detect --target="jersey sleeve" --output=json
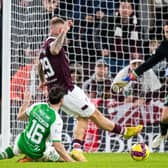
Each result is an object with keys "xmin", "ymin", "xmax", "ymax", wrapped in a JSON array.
[
  {"xmin": 40, "ymin": 38, "xmax": 55, "ymax": 59},
  {"xmin": 134, "ymin": 40, "xmax": 168, "ymax": 76},
  {"xmin": 44, "ymin": 37, "xmax": 56, "ymax": 55},
  {"xmin": 48, "ymin": 114, "xmax": 63, "ymax": 142}
]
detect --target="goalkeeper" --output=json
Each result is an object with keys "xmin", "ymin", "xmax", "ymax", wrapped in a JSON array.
[
  {"xmin": 0, "ymin": 86, "xmax": 75, "ymax": 162},
  {"xmin": 123, "ymin": 22, "xmax": 168, "ymax": 148}
]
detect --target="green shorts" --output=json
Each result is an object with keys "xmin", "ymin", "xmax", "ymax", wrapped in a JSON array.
[{"xmin": 17, "ymin": 133, "xmax": 43, "ymax": 159}]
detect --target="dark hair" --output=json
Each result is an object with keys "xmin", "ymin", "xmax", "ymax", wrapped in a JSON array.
[
  {"xmin": 120, "ymin": 0, "xmax": 135, "ymax": 11},
  {"xmin": 120, "ymin": 0, "xmax": 133, "ymax": 3},
  {"xmin": 48, "ymin": 85, "xmax": 66, "ymax": 105}
]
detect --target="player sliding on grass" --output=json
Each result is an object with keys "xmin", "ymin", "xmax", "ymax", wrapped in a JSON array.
[
  {"xmin": 122, "ymin": 21, "xmax": 168, "ymax": 148},
  {"xmin": 0, "ymin": 86, "xmax": 75, "ymax": 162},
  {"xmin": 38, "ymin": 17, "xmax": 143, "ymax": 162}
]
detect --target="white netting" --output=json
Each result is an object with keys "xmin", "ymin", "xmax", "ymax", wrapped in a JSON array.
[{"xmin": 7, "ymin": 0, "xmax": 168, "ymax": 152}]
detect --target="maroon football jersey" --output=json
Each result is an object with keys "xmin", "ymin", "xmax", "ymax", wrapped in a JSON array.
[{"xmin": 39, "ymin": 37, "xmax": 74, "ymax": 91}]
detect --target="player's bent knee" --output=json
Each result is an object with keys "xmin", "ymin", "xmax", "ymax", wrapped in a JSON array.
[
  {"xmin": 13, "ymin": 145, "xmax": 21, "ymax": 156},
  {"xmin": 13, "ymin": 134, "xmax": 22, "ymax": 156}
]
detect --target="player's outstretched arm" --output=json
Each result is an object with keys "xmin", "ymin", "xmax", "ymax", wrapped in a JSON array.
[
  {"xmin": 17, "ymin": 89, "xmax": 31, "ymax": 120},
  {"xmin": 134, "ymin": 40, "xmax": 168, "ymax": 76},
  {"xmin": 50, "ymin": 20, "xmax": 73, "ymax": 55},
  {"xmin": 53, "ymin": 142, "xmax": 75, "ymax": 162},
  {"xmin": 134, "ymin": 41, "xmax": 167, "ymax": 77},
  {"xmin": 123, "ymin": 40, "xmax": 168, "ymax": 82}
]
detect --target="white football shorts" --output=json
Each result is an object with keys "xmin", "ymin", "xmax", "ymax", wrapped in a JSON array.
[{"xmin": 61, "ymin": 85, "xmax": 95, "ymax": 118}]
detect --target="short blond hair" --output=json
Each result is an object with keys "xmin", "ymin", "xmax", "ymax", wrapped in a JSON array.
[{"xmin": 50, "ymin": 17, "xmax": 64, "ymax": 25}]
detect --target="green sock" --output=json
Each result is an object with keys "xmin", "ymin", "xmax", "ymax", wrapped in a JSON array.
[{"xmin": 0, "ymin": 147, "xmax": 14, "ymax": 159}]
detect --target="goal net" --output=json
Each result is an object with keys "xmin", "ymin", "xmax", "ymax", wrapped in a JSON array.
[{"xmin": 1, "ymin": 0, "xmax": 168, "ymax": 152}]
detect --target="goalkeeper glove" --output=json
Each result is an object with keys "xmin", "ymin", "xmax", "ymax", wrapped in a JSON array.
[{"xmin": 123, "ymin": 71, "xmax": 138, "ymax": 82}]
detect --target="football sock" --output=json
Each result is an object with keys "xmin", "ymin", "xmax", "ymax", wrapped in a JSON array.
[
  {"xmin": 72, "ymin": 139, "xmax": 84, "ymax": 150},
  {"xmin": 111, "ymin": 124, "xmax": 125, "ymax": 135},
  {"xmin": 160, "ymin": 122, "xmax": 168, "ymax": 136},
  {"xmin": 0, "ymin": 147, "xmax": 14, "ymax": 159}
]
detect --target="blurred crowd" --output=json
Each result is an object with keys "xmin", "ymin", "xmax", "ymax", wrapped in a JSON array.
[
  {"xmin": 1, "ymin": 0, "xmax": 168, "ymax": 117},
  {"xmin": 8, "ymin": 0, "xmax": 168, "ymax": 102}
]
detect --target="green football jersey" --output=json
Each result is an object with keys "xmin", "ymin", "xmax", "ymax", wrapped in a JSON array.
[{"xmin": 17, "ymin": 102, "xmax": 63, "ymax": 159}]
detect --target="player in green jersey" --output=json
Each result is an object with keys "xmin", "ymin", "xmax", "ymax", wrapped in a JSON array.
[{"xmin": 0, "ymin": 85, "xmax": 75, "ymax": 162}]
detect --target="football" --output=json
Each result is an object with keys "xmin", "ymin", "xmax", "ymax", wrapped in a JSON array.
[{"xmin": 130, "ymin": 143, "xmax": 150, "ymax": 161}]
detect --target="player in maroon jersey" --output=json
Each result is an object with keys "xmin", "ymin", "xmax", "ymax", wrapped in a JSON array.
[{"xmin": 38, "ymin": 17, "xmax": 143, "ymax": 161}]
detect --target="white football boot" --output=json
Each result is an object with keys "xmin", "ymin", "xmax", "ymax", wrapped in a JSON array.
[{"xmin": 152, "ymin": 134, "xmax": 166, "ymax": 148}]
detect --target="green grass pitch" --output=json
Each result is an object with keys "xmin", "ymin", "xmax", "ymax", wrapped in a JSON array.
[{"xmin": 0, "ymin": 153, "xmax": 168, "ymax": 168}]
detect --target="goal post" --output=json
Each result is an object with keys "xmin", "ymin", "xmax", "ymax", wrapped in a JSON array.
[{"xmin": 1, "ymin": 0, "xmax": 11, "ymax": 149}]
